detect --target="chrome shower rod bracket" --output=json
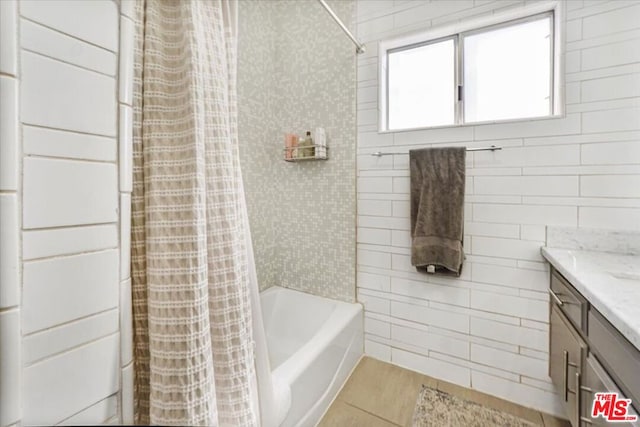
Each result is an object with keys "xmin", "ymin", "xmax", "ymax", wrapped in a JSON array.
[{"xmin": 317, "ymin": 0, "xmax": 366, "ymax": 54}]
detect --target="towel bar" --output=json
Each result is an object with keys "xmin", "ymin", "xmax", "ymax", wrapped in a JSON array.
[{"xmin": 370, "ymin": 145, "xmax": 501, "ymax": 157}]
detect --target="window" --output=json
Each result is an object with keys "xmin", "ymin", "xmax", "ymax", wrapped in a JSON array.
[
  {"xmin": 380, "ymin": 5, "xmax": 560, "ymax": 131},
  {"xmin": 388, "ymin": 38, "xmax": 455, "ymax": 129},
  {"xmin": 463, "ymin": 16, "xmax": 552, "ymax": 123}
]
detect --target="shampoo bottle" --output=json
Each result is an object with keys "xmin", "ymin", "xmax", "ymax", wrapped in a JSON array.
[{"xmin": 302, "ymin": 131, "xmax": 314, "ymax": 158}]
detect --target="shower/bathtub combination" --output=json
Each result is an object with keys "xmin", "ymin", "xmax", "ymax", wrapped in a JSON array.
[
  {"xmin": 0, "ymin": 0, "xmax": 366, "ymax": 424},
  {"xmin": 241, "ymin": 1, "xmax": 368, "ymax": 424},
  {"xmin": 261, "ymin": 287, "xmax": 363, "ymax": 426}
]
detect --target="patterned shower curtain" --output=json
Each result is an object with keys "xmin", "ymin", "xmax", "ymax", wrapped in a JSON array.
[{"xmin": 130, "ymin": 1, "xmax": 259, "ymax": 425}]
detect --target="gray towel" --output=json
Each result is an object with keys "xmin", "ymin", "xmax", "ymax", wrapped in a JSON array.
[{"xmin": 410, "ymin": 147, "xmax": 466, "ymax": 276}]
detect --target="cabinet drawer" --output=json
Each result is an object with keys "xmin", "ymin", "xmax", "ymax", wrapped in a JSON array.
[
  {"xmin": 588, "ymin": 309, "xmax": 640, "ymax": 412},
  {"xmin": 581, "ymin": 354, "xmax": 639, "ymax": 426},
  {"xmin": 551, "ymin": 269, "xmax": 587, "ymax": 334},
  {"xmin": 550, "ymin": 304, "xmax": 587, "ymax": 426}
]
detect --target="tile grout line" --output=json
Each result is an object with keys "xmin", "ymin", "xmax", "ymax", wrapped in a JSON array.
[
  {"xmin": 340, "ymin": 399, "xmax": 405, "ymax": 426},
  {"xmin": 23, "ymin": 122, "xmax": 117, "ymax": 139},
  {"xmin": 21, "ymin": 47, "xmax": 116, "ymax": 78},
  {"xmin": 19, "ymin": 15, "xmax": 117, "ymax": 54},
  {"xmin": 24, "ymin": 153, "xmax": 117, "ymax": 165}
]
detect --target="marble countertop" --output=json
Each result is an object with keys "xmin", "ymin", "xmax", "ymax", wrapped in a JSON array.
[{"xmin": 541, "ymin": 247, "xmax": 640, "ymax": 351}]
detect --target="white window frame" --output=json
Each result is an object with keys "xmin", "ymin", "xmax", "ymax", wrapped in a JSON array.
[{"xmin": 378, "ymin": 1, "xmax": 564, "ymax": 133}]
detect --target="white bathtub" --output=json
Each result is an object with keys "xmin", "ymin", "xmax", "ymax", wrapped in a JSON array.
[{"xmin": 261, "ymin": 286, "xmax": 363, "ymax": 427}]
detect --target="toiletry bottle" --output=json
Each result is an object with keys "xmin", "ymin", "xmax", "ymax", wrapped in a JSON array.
[
  {"xmin": 297, "ymin": 134, "xmax": 307, "ymax": 158},
  {"xmin": 284, "ymin": 133, "xmax": 294, "ymax": 160},
  {"xmin": 298, "ymin": 132, "xmax": 309, "ymax": 158},
  {"xmin": 315, "ymin": 127, "xmax": 326, "ymax": 159},
  {"xmin": 292, "ymin": 134, "xmax": 299, "ymax": 158},
  {"xmin": 304, "ymin": 131, "xmax": 314, "ymax": 158}
]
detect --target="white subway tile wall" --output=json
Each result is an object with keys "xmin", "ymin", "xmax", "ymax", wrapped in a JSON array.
[
  {"xmin": 121, "ymin": 362, "xmax": 134, "ymax": 425},
  {"xmin": 58, "ymin": 395, "xmax": 118, "ymax": 426},
  {"xmin": 22, "ymin": 250, "xmax": 119, "ymax": 334},
  {"xmin": 20, "ymin": 0, "xmax": 118, "ymax": 51},
  {"xmin": 0, "ymin": 76, "xmax": 18, "ymax": 191},
  {"xmin": 22, "ymin": 309, "xmax": 119, "ymax": 365},
  {"xmin": 21, "ymin": 51, "xmax": 117, "ymax": 136},
  {"xmin": 22, "ymin": 334, "xmax": 119, "ymax": 425},
  {"xmin": 23, "ymin": 125, "xmax": 117, "ymax": 162},
  {"xmin": 23, "ymin": 158, "xmax": 118, "ymax": 228},
  {"xmin": 118, "ymin": 104, "xmax": 133, "ymax": 193},
  {"xmin": 118, "ymin": 15, "xmax": 134, "ymax": 105},
  {"xmin": 0, "ymin": 195, "xmax": 19, "ymax": 308},
  {"xmin": 120, "ymin": 193, "xmax": 132, "ymax": 279},
  {"xmin": 20, "ymin": 19, "xmax": 117, "ymax": 76},
  {"xmin": 0, "ymin": 0, "xmax": 18, "ymax": 76},
  {"xmin": 0, "ymin": 1, "xmax": 131, "ymax": 425},
  {"xmin": 119, "ymin": 9, "xmax": 135, "ymax": 421},
  {"xmin": 0, "ymin": 310, "xmax": 21, "ymax": 426},
  {"xmin": 0, "ymin": 1, "xmax": 20, "ymax": 426},
  {"xmin": 356, "ymin": 0, "xmax": 640, "ymax": 417},
  {"xmin": 120, "ymin": 278, "xmax": 133, "ymax": 366},
  {"xmin": 22, "ymin": 223, "xmax": 118, "ymax": 260}
]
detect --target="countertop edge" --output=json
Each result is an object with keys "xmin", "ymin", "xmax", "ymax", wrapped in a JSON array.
[{"xmin": 540, "ymin": 246, "xmax": 640, "ymax": 352}]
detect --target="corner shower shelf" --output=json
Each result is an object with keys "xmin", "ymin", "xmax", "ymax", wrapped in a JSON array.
[{"xmin": 283, "ymin": 145, "xmax": 329, "ymax": 162}]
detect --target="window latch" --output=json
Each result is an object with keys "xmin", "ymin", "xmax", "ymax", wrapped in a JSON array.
[{"xmin": 458, "ymin": 85, "xmax": 463, "ymax": 101}]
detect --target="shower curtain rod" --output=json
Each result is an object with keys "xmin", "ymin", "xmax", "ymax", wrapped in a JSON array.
[
  {"xmin": 317, "ymin": 0, "xmax": 366, "ymax": 54},
  {"xmin": 370, "ymin": 145, "xmax": 502, "ymax": 156}
]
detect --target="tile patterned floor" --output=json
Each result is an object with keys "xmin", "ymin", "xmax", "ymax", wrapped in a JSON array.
[{"xmin": 319, "ymin": 357, "xmax": 571, "ymax": 427}]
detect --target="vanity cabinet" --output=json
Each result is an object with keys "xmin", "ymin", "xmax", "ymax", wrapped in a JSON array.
[
  {"xmin": 588, "ymin": 310, "xmax": 640, "ymax": 408},
  {"xmin": 550, "ymin": 270, "xmax": 587, "ymax": 333},
  {"xmin": 581, "ymin": 354, "xmax": 636, "ymax": 427},
  {"xmin": 550, "ymin": 303, "xmax": 586, "ymax": 425},
  {"xmin": 548, "ymin": 268, "xmax": 640, "ymax": 427}
]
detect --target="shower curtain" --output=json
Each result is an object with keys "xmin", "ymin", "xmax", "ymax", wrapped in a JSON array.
[{"xmin": 130, "ymin": 1, "xmax": 269, "ymax": 425}]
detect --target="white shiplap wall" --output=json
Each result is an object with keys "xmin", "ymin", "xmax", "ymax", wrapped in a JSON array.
[
  {"xmin": 356, "ymin": 0, "xmax": 640, "ymax": 416},
  {"xmin": 0, "ymin": 1, "xmax": 134, "ymax": 425}
]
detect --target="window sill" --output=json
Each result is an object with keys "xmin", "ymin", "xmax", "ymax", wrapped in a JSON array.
[{"xmin": 378, "ymin": 112, "xmax": 566, "ymax": 134}]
